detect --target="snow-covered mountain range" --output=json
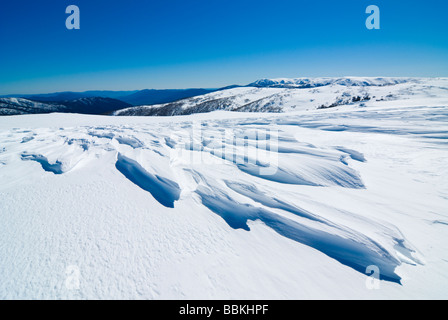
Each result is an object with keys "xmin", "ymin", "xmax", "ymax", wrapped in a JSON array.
[
  {"xmin": 247, "ymin": 77, "xmax": 412, "ymax": 88},
  {"xmin": 3, "ymin": 77, "xmax": 447, "ymax": 117},
  {"xmin": 0, "ymin": 88, "xmax": 218, "ymax": 108},
  {"xmin": 0, "ymin": 97, "xmax": 132, "ymax": 115},
  {"xmin": 0, "ymin": 98, "xmax": 68, "ymax": 115},
  {"xmin": 114, "ymin": 77, "xmax": 448, "ymax": 116}
]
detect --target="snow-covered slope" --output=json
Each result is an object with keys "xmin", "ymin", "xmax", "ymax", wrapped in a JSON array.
[
  {"xmin": 0, "ymin": 97, "xmax": 447, "ymax": 298},
  {"xmin": 114, "ymin": 77, "xmax": 448, "ymax": 116},
  {"xmin": 1, "ymin": 88, "xmax": 217, "ymax": 107},
  {"xmin": 248, "ymin": 77, "xmax": 412, "ymax": 88},
  {"xmin": 0, "ymin": 97, "xmax": 132, "ymax": 115},
  {"xmin": 57, "ymin": 97, "xmax": 132, "ymax": 115},
  {"xmin": 0, "ymin": 98, "xmax": 68, "ymax": 115}
]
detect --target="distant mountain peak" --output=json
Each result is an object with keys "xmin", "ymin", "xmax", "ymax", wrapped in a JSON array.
[
  {"xmin": 248, "ymin": 77, "xmax": 415, "ymax": 88},
  {"xmin": 114, "ymin": 77, "xmax": 445, "ymax": 117}
]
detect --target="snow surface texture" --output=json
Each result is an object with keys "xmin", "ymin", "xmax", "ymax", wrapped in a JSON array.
[{"xmin": 0, "ymin": 79, "xmax": 447, "ymax": 299}]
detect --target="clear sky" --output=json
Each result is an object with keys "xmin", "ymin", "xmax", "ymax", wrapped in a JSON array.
[{"xmin": 0, "ymin": 0, "xmax": 447, "ymax": 94}]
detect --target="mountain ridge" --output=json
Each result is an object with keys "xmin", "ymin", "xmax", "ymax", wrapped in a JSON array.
[
  {"xmin": 0, "ymin": 97, "xmax": 132, "ymax": 116},
  {"xmin": 0, "ymin": 88, "xmax": 222, "ymax": 107},
  {"xmin": 2, "ymin": 77, "xmax": 447, "ymax": 117},
  {"xmin": 115, "ymin": 77, "xmax": 447, "ymax": 116}
]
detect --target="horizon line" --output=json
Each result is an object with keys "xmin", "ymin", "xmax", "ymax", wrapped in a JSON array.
[{"xmin": 2, "ymin": 76, "xmax": 448, "ymax": 97}]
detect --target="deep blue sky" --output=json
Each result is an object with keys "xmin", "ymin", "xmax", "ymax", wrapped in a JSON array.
[{"xmin": 0, "ymin": 0, "xmax": 447, "ymax": 94}]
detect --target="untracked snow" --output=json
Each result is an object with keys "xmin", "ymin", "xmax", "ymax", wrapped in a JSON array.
[{"xmin": 0, "ymin": 80, "xmax": 447, "ymax": 299}]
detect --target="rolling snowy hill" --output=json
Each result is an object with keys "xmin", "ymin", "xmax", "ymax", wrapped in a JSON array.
[
  {"xmin": 0, "ymin": 98, "xmax": 69, "ymax": 115},
  {"xmin": 247, "ymin": 77, "xmax": 412, "ymax": 88},
  {"xmin": 114, "ymin": 77, "xmax": 448, "ymax": 116},
  {"xmin": 1, "ymin": 88, "xmax": 219, "ymax": 107},
  {"xmin": 0, "ymin": 97, "xmax": 132, "ymax": 115}
]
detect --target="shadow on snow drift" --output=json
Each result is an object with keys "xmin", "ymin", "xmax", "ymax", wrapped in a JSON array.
[
  {"xmin": 197, "ymin": 184, "xmax": 403, "ymax": 284},
  {"xmin": 115, "ymin": 153, "xmax": 181, "ymax": 208}
]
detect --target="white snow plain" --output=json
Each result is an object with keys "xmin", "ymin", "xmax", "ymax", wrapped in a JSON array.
[{"xmin": 0, "ymin": 79, "xmax": 448, "ymax": 299}]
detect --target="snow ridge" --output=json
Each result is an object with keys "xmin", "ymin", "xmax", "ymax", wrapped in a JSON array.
[{"xmin": 248, "ymin": 77, "xmax": 414, "ymax": 88}]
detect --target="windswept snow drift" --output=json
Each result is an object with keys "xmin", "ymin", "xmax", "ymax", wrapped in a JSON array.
[
  {"xmin": 115, "ymin": 153, "xmax": 181, "ymax": 208},
  {"xmin": 0, "ymin": 84, "xmax": 447, "ymax": 299}
]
